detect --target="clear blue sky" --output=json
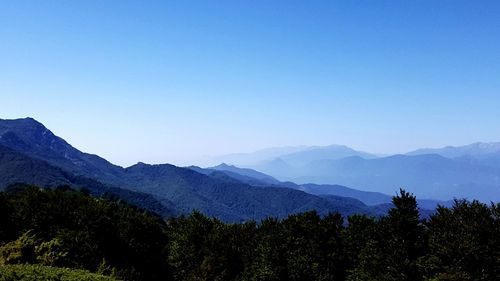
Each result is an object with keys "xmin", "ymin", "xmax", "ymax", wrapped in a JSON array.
[{"xmin": 1, "ymin": 1, "xmax": 500, "ymax": 166}]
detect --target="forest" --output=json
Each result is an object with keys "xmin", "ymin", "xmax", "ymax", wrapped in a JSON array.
[{"xmin": 0, "ymin": 185, "xmax": 499, "ymax": 281}]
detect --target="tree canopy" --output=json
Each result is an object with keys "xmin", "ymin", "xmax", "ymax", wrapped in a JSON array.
[{"xmin": 0, "ymin": 185, "xmax": 498, "ymax": 280}]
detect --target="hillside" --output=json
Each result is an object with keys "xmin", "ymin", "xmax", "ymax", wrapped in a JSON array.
[
  {"xmin": 124, "ymin": 162, "xmax": 378, "ymax": 221},
  {"xmin": 0, "ymin": 143, "xmax": 176, "ymax": 217}
]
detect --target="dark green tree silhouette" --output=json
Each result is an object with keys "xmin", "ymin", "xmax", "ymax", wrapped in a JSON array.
[{"xmin": 423, "ymin": 200, "xmax": 500, "ymax": 280}]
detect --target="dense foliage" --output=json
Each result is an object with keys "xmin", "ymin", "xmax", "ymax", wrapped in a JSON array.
[
  {"xmin": 0, "ymin": 264, "xmax": 118, "ymax": 281},
  {"xmin": 0, "ymin": 185, "xmax": 499, "ymax": 280}
]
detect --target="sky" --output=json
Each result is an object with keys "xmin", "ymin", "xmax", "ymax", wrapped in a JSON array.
[{"xmin": 1, "ymin": 0, "xmax": 500, "ymax": 167}]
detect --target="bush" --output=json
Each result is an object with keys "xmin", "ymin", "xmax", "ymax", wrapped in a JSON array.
[{"xmin": 0, "ymin": 264, "xmax": 119, "ymax": 281}]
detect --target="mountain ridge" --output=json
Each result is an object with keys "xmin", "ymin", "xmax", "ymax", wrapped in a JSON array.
[{"xmin": 0, "ymin": 117, "xmax": 393, "ymax": 222}]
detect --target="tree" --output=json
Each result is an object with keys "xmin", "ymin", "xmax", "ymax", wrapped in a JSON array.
[
  {"xmin": 0, "ymin": 231, "xmax": 37, "ymax": 265},
  {"xmin": 384, "ymin": 189, "xmax": 426, "ymax": 280},
  {"xmin": 345, "ymin": 189, "xmax": 426, "ymax": 281},
  {"xmin": 35, "ymin": 237, "xmax": 68, "ymax": 266},
  {"xmin": 423, "ymin": 200, "xmax": 500, "ymax": 280},
  {"xmin": 0, "ymin": 192, "xmax": 14, "ymax": 243}
]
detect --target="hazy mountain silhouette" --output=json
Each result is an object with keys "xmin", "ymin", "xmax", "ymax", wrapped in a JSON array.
[
  {"xmin": 252, "ymin": 154, "xmax": 500, "ymax": 202},
  {"xmin": 210, "ymin": 141, "xmax": 500, "ymax": 202},
  {"xmin": 278, "ymin": 145, "xmax": 376, "ymax": 166},
  {"xmin": 190, "ymin": 164, "xmax": 450, "ymax": 210},
  {"xmin": 407, "ymin": 142, "xmax": 500, "ymax": 158},
  {"xmin": 206, "ymin": 146, "xmax": 308, "ymax": 166},
  {"xmin": 407, "ymin": 142, "xmax": 500, "ymax": 170},
  {"xmin": 208, "ymin": 144, "xmax": 375, "ymax": 167}
]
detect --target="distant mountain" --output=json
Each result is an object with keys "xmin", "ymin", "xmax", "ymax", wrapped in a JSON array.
[
  {"xmin": 317, "ymin": 195, "xmax": 387, "ymax": 217},
  {"xmin": 0, "ymin": 118, "xmax": 390, "ymax": 222},
  {"xmin": 454, "ymin": 152, "xmax": 500, "ymax": 170},
  {"xmin": 206, "ymin": 146, "xmax": 308, "ymax": 166},
  {"xmin": 301, "ymin": 183, "xmax": 393, "ymax": 206},
  {"xmin": 407, "ymin": 142, "xmax": 500, "ymax": 158},
  {"xmin": 191, "ymin": 164, "xmax": 406, "ymax": 217},
  {"xmin": 407, "ymin": 142, "xmax": 500, "ymax": 170},
  {"xmin": 208, "ymin": 144, "xmax": 375, "ymax": 167},
  {"xmin": 209, "ymin": 163, "xmax": 282, "ymax": 185},
  {"xmin": 278, "ymin": 145, "xmax": 376, "ymax": 166},
  {"xmin": 188, "ymin": 164, "xmax": 298, "ymax": 189},
  {"xmin": 194, "ymin": 163, "xmax": 450, "ymax": 209},
  {"xmin": 251, "ymin": 157, "xmax": 294, "ymax": 180},
  {"xmin": 257, "ymin": 154, "xmax": 500, "ymax": 202},
  {"xmin": 302, "ymin": 183, "xmax": 452, "ymax": 209},
  {"xmin": 214, "ymin": 143, "xmax": 500, "ymax": 203},
  {"xmin": 237, "ymin": 145, "xmax": 377, "ymax": 181}
]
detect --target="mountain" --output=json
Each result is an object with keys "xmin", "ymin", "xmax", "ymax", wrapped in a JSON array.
[
  {"xmin": 241, "ymin": 145, "xmax": 376, "ymax": 181},
  {"xmin": 210, "ymin": 163, "xmax": 280, "ymax": 183},
  {"xmin": 407, "ymin": 142, "xmax": 500, "ymax": 170},
  {"xmin": 454, "ymin": 152, "xmax": 500, "ymax": 170},
  {"xmin": 302, "ymin": 183, "xmax": 452, "ymax": 209},
  {"xmin": 191, "ymin": 165, "xmax": 393, "ymax": 205},
  {"xmin": 0, "ymin": 118, "xmax": 126, "ymax": 186},
  {"xmin": 208, "ymin": 144, "xmax": 375, "ymax": 167},
  {"xmin": 188, "ymin": 167, "xmax": 282, "ymax": 187},
  {"xmin": 407, "ymin": 142, "xmax": 500, "ymax": 158},
  {"xmin": 257, "ymin": 154, "xmax": 500, "ymax": 202},
  {"xmin": 301, "ymin": 183, "xmax": 394, "ymax": 205},
  {"xmin": 277, "ymin": 145, "xmax": 376, "ymax": 166},
  {"xmin": 198, "ymin": 163, "xmax": 285, "ymax": 186},
  {"xmin": 188, "ymin": 164, "xmax": 299, "ymax": 189},
  {"xmin": 0, "ymin": 118, "xmax": 389, "ymax": 222},
  {"xmin": 0, "ymin": 143, "xmax": 176, "ymax": 216},
  {"xmin": 206, "ymin": 146, "xmax": 308, "ymax": 166},
  {"xmin": 215, "ymin": 142, "xmax": 500, "ymax": 203},
  {"xmin": 193, "ymin": 163, "xmax": 451, "ymax": 209},
  {"xmin": 193, "ymin": 164, "xmax": 439, "ymax": 216},
  {"xmin": 124, "ymin": 162, "xmax": 385, "ymax": 222},
  {"xmin": 250, "ymin": 157, "xmax": 294, "ymax": 180},
  {"xmin": 317, "ymin": 195, "xmax": 387, "ymax": 217}
]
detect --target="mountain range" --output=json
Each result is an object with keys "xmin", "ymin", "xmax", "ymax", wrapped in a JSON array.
[
  {"xmin": 212, "ymin": 143, "xmax": 500, "ymax": 202},
  {"xmin": 193, "ymin": 163, "xmax": 452, "ymax": 210},
  {"xmin": 0, "ymin": 118, "xmax": 403, "ymax": 222},
  {"xmin": 2, "ymin": 117, "xmax": 493, "ymax": 221}
]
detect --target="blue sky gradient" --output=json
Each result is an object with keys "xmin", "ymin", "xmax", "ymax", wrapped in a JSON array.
[{"xmin": 1, "ymin": 1, "xmax": 500, "ymax": 166}]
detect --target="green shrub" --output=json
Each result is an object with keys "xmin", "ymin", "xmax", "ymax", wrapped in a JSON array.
[
  {"xmin": 0, "ymin": 264, "xmax": 119, "ymax": 281},
  {"xmin": 0, "ymin": 232, "xmax": 37, "ymax": 265}
]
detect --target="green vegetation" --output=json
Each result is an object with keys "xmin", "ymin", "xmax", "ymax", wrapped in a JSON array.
[
  {"xmin": 0, "ymin": 185, "xmax": 499, "ymax": 280},
  {"xmin": 0, "ymin": 264, "xmax": 118, "ymax": 281}
]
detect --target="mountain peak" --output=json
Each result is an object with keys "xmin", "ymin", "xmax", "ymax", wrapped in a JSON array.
[
  {"xmin": 0, "ymin": 117, "xmax": 46, "ymax": 128},
  {"xmin": 216, "ymin": 163, "xmax": 234, "ymax": 168},
  {"xmin": 21, "ymin": 117, "xmax": 40, "ymax": 123},
  {"xmin": 0, "ymin": 117, "xmax": 65, "ymax": 147},
  {"xmin": 470, "ymin": 142, "xmax": 500, "ymax": 149},
  {"xmin": 135, "ymin": 161, "xmax": 149, "ymax": 166},
  {"xmin": 407, "ymin": 142, "xmax": 500, "ymax": 158}
]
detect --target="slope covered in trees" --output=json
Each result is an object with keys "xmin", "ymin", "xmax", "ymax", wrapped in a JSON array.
[
  {"xmin": 0, "ymin": 186, "xmax": 498, "ymax": 280},
  {"xmin": 0, "ymin": 144, "xmax": 177, "ymax": 217}
]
